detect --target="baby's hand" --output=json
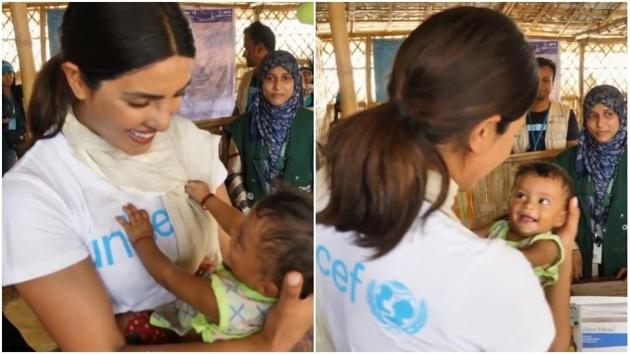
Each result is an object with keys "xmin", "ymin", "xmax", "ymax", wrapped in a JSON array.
[
  {"xmin": 185, "ymin": 180, "xmax": 211, "ymax": 205},
  {"xmin": 116, "ymin": 203, "xmax": 154, "ymax": 246}
]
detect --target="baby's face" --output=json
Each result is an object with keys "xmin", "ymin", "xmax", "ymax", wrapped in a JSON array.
[
  {"xmin": 223, "ymin": 214, "xmax": 277, "ymax": 296},
  {"xmin": 508, "ymin": 174, "xmax": 568, "ymax": 238}
]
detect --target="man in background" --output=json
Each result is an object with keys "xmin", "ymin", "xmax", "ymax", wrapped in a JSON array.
[
  {"xmin": 513, "ymin": 57, "xmax": 578, "ymax": 153},
  {"xmin": 233, "ymin": 21, "xmax": 276, "ymax": 116}
]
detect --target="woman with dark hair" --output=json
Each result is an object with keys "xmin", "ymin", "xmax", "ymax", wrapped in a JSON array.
[
  {"xmin": 553, "ymin": 85, "xmax": 627, "ymax": 281},
  {"xmin": 222, "ymin": 50, "xmax": 313, "ymax": 212},
  {"xmin": 316, "ymin": 7, "xmax": 578, "ymax": 351},
  {"xmin": 2, "ymin": 60, "xmax": 27, "ymax": 174},
  {"xmin": 2, "ymin": 4, "xmax": 311, "ymax": 351}
]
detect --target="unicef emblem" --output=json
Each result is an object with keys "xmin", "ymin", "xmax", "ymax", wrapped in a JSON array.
[{"xmin": 367, "ymin": 280, "xmax": 428, "ymax": 334}]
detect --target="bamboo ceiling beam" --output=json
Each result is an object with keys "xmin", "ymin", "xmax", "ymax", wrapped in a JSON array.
[
  {"xmin": 558, "ymin": 2, "xmax": 589, "ymax": 37},
  {"xmin": 573, "ymin": 17, "xmax": 628, "ymax": 39},
  {"xmin": 598, "ymin": 2, "xmax": 624, "ymax": 28},
  {"xmin": 386, "ymin": 3, "xmax": 393, "ymax": 32},
  {"xmin": 527, "ymin": 3, "xmax": 553, "ymax": 32}
]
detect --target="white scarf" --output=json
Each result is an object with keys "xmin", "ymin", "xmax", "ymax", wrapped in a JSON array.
[{"xmin": 62, "ymin": 112, "xmax": 221, "ymax": 273}]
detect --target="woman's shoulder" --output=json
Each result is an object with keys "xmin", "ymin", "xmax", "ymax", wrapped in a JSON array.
[{"xmin": 552, "ymin": 145, "xmax": 578, "ymax": 171}]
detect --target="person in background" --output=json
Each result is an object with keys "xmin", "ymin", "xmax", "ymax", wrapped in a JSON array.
[
  {"xmin": 222, "ymin": 50, "xmax": 313, "ymax": 213},
  {"xmin": 300, "ymin": 66, "xmax": 314, "ymax": 107},
  {"xmin": 2, "ymin": 60, "xmax": 27, "ymax": 174},
  {"xmin": 233, "ymin": 21, "xmax": 275, "ymax": 116},
  {"xmin": 553, "ymin": 84, "xmax": 627, "ymax": 281},
  {"xmin": 513, "ymin": 57, "xmax": 579, "ymax": 153}
]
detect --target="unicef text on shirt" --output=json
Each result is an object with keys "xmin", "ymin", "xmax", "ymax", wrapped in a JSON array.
[
  {"xmin": 90, "ymin": 208, "xmax": 174, "ymax": 268},
  {"xmin": 317, "ymin": 244, "xmax": 429, "ymax": 336}
]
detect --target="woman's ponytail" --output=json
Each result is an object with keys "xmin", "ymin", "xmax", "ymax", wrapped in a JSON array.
[
  {"xmin": 318, "ymin": 101, "xmax": 449, "ymax": 258},
  {"xmin": 26, "ymin": 55, "xmax": 73, "ymax": 146}
]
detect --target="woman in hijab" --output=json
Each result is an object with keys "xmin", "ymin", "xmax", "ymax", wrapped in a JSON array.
[
  {"xmin": 222, "ymin": 50, "xmax": 313, "ymax": 212},
  {"xmin": 2, "ymin": 60, "xmax": 27, "ymax": 173},
  {"xmin": 554, "ymin": 84, "xmax": 627, "ymax": 280}
]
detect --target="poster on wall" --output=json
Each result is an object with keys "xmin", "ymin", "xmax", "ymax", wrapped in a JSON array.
[
  {"xmin": 373, "ymin": 38, "xmax": 403, "ymax": 103},
  {"xmin": 528, "ymin": 40, "xmax": 561, "ymax": 102},
  {"xmin": 180, "ymin": 8, "xmax": 235, "ymax": 121},
  {"xmin": 47, "ymin": 9, "xmax": 64, "ymax": 57},
  {"xmin": 46, "ymin": 7, "xmax": 235, "ymax": 121}
]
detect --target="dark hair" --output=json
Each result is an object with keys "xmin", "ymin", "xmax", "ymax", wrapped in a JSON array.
[
  {"xmin": 318, "ymin": 6, "xmax": 539, "ymax": 258},
  {"xmin": 536, "ymin": 57, "xmax": 557, "ymax": 81},
  {"xmin": 514, "ymin": 162, "xmax": 574, "ymax": 206},
  {"xmin": 27, "ymin": 3, "xmax": 195, "ymax": 146},
  {"xmin": 253, "ymin": 186, "xmax": 313, "ymax": 298},
  {"xmin": 243, "ymin": 21, "xmax": 276, "ymax": 52}
]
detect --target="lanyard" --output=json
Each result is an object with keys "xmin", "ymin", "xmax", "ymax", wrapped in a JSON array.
[{"xmin": 527, "ymin": 110, "xmax": 549, "ymax": 151}]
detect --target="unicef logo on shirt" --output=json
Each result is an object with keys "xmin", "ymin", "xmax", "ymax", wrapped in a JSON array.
[{"xmin": 367, "ymin": 280, "xmax": 428, "ymax": 335}]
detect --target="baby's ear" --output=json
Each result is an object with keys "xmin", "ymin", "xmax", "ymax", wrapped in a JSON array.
[
  {"xmin": 258, "ymin": 279, "xmax": 279, "ymax": 298},
  {"xmin": 553, "ymin": 209, "xmax": 568, "ymax": 228}
]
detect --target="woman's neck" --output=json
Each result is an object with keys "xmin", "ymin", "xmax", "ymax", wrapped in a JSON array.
[{"xmin": 437, "ymin": 145, "xmax": 471, "ymax": 191}]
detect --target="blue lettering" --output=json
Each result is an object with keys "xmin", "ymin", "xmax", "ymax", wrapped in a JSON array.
[
  {"xmin": 316, "ymin": 245, "xmax": 331, "ymax": 276},
  {"xmin": 350, "ymin": 262, "xmax": 365, "ymax": 303},
  {"xmin": 332, "ymin": 259, "xmax": 348, "ymax": 292},
  {"xmin": 102, "ymin": 230, "xmax": 134, "ymax": 266},
  {"xmin": 92, "ymin": 208, "xmax": 174, "ymax": 268},
  {"xmin": 91, "ymin": 239, "xmax": 103, "ymax": 268},
  {"xmin": 152, "ymin": 209, "xmax": 174, "ymax": 237}
]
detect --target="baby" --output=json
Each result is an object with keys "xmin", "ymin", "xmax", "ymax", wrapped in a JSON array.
[
  {"xmin": 116, "ymin": 182, "xmax": 313, "ymax": 344},
  {"xmin": 487, "ymin": 162, "xmax": 573, "ymax": 287}
]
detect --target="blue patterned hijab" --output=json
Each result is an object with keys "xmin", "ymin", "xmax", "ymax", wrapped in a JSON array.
[
  {"xmin": 251, "ymin": 50, "xmax": 303, "ymax": 182},
  {"xmin": 576, "ymin": 85, "xmax": 627, "ymax": 215}
]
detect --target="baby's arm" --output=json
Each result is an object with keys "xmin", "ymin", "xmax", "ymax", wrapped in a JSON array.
[
  {"xmin": 116, "ymin": 204, "xmax": 220, "ymax": 324},
  {"xmin": 185, "ymin": 180, "xmax": 244, "ymax": 238},
  {"xmin": 519, "ymin": 239, "xmax": 562, "ymax": 268}
]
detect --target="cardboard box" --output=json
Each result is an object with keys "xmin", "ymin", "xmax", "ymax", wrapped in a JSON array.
[{"xmin": 571, "ymin": 297, "xmax": 627, "ymax": 352}]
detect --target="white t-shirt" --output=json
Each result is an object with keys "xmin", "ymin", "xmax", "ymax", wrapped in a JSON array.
[
  {"xmin": 316, "ymin": 176, "xmax": 555, "ymax": 351},
  {"xmin": 3, "ymin": 125, "xmax": 226, "ymax": 314}
]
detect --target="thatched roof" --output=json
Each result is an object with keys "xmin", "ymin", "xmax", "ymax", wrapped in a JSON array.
[{"xmin": 316, "ymin": 2, "xmax": 627, "ymax": 41}]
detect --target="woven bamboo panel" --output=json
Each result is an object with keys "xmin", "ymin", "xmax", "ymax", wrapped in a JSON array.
[{"xmin": 1, "ymin": 7, "xmax": 44, "ymax": 73}]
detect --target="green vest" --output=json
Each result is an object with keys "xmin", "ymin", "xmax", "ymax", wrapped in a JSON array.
[
  {"xmin": 224, "ymin": 107, "xmax": 313, "ymax": 205},
  {"xmin": 553, "ymin": 146, "xmax": 627, "ymax": 278}
]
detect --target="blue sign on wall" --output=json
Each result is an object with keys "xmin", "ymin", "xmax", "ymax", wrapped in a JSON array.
[{"xmin": 373, "ymin": 39, "xmax": 403, "ymax": 103}]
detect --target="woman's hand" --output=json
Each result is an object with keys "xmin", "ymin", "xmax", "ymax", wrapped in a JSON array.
[
  {"xmin": 185, "ymin": 180, "xmax": 211, "ymax": 205},
  {"xmin": 116, "ymin": 204, "xmax": 154, "ymax": 245},
  {"xmin": 572, "ymin": 249, "xmax": 583, "ymax": 280},
  {"xmin": 556, "ymin": 197, "xmax": 580, "ymax": 247},
  {"xmin": 261, "ymin": 271, "xmax": 313, "ymax": 351}
]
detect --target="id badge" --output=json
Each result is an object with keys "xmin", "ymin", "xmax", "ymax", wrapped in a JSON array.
[
  {"xmin": 593, "ymin": 243, "xmax": 603, "ymax": 264},
  {"xmin": 8, "ymin": 117, "xmax": 16, "ymax": 131},
  {"xmin": 592, "ymin": 224, "xmax": 604, "ymax": 264}
]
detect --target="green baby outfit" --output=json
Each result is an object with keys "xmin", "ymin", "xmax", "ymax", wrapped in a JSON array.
[
  {"xmin": 488, "ymin": 220, "xmax": 565, "ymax": 287},
  {"xmin": 150, "ymin": 263, "xmax": 277, "ymax": 342}
]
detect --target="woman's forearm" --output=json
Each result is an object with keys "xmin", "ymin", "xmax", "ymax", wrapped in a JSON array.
[{"xmin": 545, "ymin": 241, "xmax": 573, "ymax": 351}]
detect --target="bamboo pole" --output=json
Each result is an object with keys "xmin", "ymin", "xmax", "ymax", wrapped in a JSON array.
[
  {"xmin": 10, "ymin": 3, "xmax": 36, "ymax": 107},
  {"xmin": 365, "ymin": 35, "xmax": 373, "ymax": 106},
  {"xmin": 328, "ymin": 2, "xmax": 358, "ymax": 117},
  {"xmin": 39, "ymin": 5, "xmax": 47, "ymax": 64}
]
